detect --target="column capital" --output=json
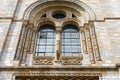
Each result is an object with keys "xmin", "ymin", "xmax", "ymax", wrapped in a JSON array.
[
  {"xmin": 56, "ymin": 27, "xmax": 62, "ymax": 33},
  {"xmin": 80, "ymin": 27, "xmax": 85, "ymax": 32},
  {"xmin": 85, "ymin": 24, "xmax": 90, "ymax": 30},
  {"xmin": 23, "ymin": 20, "xmax": 29, "ymax": 26}
]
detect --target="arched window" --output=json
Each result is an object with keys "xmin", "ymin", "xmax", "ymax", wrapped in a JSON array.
[
  {"xmin": 62, "ymin": 24, "xmax": 82, "ymax": 56},
  {"xmin": 35, "ymin": 25, "xmax": 55, "ymax": 56}
]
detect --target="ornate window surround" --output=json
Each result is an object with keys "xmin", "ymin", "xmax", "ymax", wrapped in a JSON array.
[{"xmin": 14, "ymin": 1, "xmax": 101, "ymax": 66}]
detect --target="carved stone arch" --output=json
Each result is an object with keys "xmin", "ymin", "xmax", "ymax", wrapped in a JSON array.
[
  {"xmin": 23, "ymin": 0, "xmax": 96, "ymax": 21},
  {"xmin": 23, "ymin": 0, "xmax": 96, "ymax": 23},
  {"xmin": 35, "ymin": 19, "xmax": 56, "ymax": 31},
  {"xmin": 61, "ymin": 19, "xmax": 80, "ymax": 28}
]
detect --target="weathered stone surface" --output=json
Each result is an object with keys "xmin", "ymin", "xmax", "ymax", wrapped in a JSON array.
[{"xmin": 0, "ymin": 0, "xmax": 120, "ymax": 80}]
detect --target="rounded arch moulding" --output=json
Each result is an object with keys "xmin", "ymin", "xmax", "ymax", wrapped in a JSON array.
[{"xmin": 23, "ymin": 0, "xmax": 96, "ymax": 27}]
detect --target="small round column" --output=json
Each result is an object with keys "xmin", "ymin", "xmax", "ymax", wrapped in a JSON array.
[{"xmin": 54, "ymin": 27, "xmax": 62, "ymax": 64}]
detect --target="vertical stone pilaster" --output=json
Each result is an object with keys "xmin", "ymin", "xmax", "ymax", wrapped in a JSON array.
[
  {"xmin": 14, "ymin": 23, "xmax": 28, "ymax": 61},
  {"xmin": 89, "ymin": 22, "xmax": 101, "ymax": 61},
  {"xmin": 26, "ymin": 24, "xmax": 36, "ymax": 66},
  {"xmin": 14, "ymin": 26, "xmax": 24, "ymax": 60},
  {"xmin": 85, "ymin": 25, "xmax": 95, "ymax": 64},
  {"xmin": 21, "ymin": 27, "xmax": 30, "ymax": 65}
]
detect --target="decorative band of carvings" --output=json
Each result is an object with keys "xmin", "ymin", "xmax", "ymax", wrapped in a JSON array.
[
  {"xmin": 33, "ymin": 56, "xmax": 54, "ymax": 65},
  {"xmin": 62, "ymin": 56, "xmax": 83, "ymax": 65},
  {"xmin": 14, "ymin": 72, "xmax": 102, "ymax": 77}
]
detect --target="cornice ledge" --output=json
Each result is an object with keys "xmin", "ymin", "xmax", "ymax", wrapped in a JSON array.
[{"xmin": 0, "ymin": 65, "xmax": 117, "ymax": 70}]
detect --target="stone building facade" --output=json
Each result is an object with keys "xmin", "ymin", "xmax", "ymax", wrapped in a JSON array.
[{"xmin": 0, "ymin": 0, "xmax": 120, "ymax": 80}]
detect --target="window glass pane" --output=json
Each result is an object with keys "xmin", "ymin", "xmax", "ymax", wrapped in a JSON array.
[
  {"xmin": 62, "ymin": 24, "xmax": 82, "ymax": 56},
  {"xmin": 62, "ymin": 39, "xmax": 64, "ymax": 44},
  {"xmin": 64, "ymin": 33, "xmax": 70, "ymax": 38},
  {"xmin": 72, "ymin": 39, "xmax": 78, "ymax": 45},
  {"xmin": 39, "ymin": 46, "xmax": 45, "ymax": 52},
  {"xmin": 71, "ymin": 33, "xmax": 78, "ymax": 38},
  {"xmin": 62, "ymin": 46, "xmax": 65, "ymax": 52},
  {"xmin": 45, "ymin": 52, "xmax": 53, "ymax": 56},
  {"xmin": 40, "ymin": 39, "xmax": 46, "ymax": 44},
  {"xmin": 47, "ymin": 33, "xmax": 53, "ymax": 38},
  {"xmin": 46, "ymin": 39, "xmax": 53, "ymax": 44},
  {"xmin": 65, "ymin": 39, "xmax": 71, "ymax": 44},
  {"xmin": 40, "ymin": 32, "xmax": 47, "ymax": 39},
  {"xmin": 46, "ymin": 46, "xmax": 53, "ymax": 52},
  {"xmin": 65, "ymin": 46, "xmax": 71, "ymax": 52},
  {"xmin": 64, "ymin": 53, "xmax": 72, "ymax": 56},
  {"xmin": 35, "ymin": 25, "xmax": 55, "ymax": 56},
  {"xmin": 72, "ymin": 46, "xmax": 79, "ymax": 52}
]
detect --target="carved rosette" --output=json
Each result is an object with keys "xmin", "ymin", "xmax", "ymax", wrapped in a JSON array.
[
  {"xmin": 33, "ymin": 56, "xmax": 54, "ymax": 65},
  {"xmin": 62, "ymin": 56, "xmax": 83, "ymax": 65}
]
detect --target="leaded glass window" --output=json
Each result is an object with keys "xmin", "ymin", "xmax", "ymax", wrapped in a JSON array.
[
  {"xmin": 35, "ymin": 25, "xmax": 55, "ymax": 56},
  {"xmin": 62, "ymin": 24, "xmax": 82, "ymax": 56}
]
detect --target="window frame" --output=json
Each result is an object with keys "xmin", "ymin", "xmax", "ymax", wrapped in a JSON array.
[
  {"xmin": 35, "ymin": 25, "xmax": 56, "ymax": 56},
  {"xmin": 62, "ymin": 24, "xmax": 82, "ymax": 57}
]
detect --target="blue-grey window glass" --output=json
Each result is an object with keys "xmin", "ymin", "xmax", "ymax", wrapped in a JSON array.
[
  {"xmin": 53, "ymin": 13, "xmax": 66, "ymax": 19},
  {"xmin": 62, "ymin": 24, "xmax": 82, "ymax": 56},
  {"xmin": 35, "ymin": 25, "xmax": 55, "ymax": 56}
]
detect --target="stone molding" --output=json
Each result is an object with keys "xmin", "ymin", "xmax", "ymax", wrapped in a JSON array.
[
  {"xmin": 23, "ymin": 0, "xmax": 96, "ymax": 21},
  {"xmin": 13, "ymin": 72, "xmax": 102, "ymax": 78}
]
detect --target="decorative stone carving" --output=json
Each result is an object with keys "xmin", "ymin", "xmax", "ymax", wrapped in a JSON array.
[
  {"xmin": 16, "ymin": 76, "xmax": 99, "ymax": 80},
  {"xmin": 14, "ymin": 72, "xmax": 102, "ymax": 80},
  {"xmin": 33, "ymin": 56, "xmax": 54, "ymax": 65},
  {"xmin": 62, "ymin": 56, "xmax": 83, "ymax": 65}
]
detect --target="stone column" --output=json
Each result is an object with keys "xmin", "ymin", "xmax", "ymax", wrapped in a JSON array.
[
  {"xmin": 85, "ymin": 25, "xmax": 95, "ymax": 64},
  {"xmin": 89, "ymin": 22, "xmax": 101, "ymax": 61},
  {"xmin": 55, "ymin": 27, "xmax": 62, "ymax": 62},
  {"xmin": 32, "ymin": 31, "xmax": 37, "ymax": 56},
  {"xmin": 80, "ymin": 27, "xmax": 87, "ymax": 54},
  {"xmin": 27, "ymin": 24, "xmax": 33, "ymax": 54},
  {"xmin": 30, "ymin": 30, "xmax": 36, "ymax": 54}
]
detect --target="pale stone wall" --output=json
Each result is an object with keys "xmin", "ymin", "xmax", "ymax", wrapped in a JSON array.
[
  {"xmin": 81, "ymin": 0, "xmax": 120, "ymax": 20},
  {"xmin": 0, "ymin": 0, "xmax": 18, "ymax": 17},
  {"xmin": 95, "ymin": 19, "xmax": 120, "ymax": 65},
  {"xmin": 0, "ymin": 19, "xmax": 12, "ymax": 58},
  {"xmin": 12, "ymin": 0, "xmax": 120, "ymax": 20},
  {"xmin": 0, "ymin": 22, "xmax": 22, "ymax": 66},
  {"xmin": 0, "ymin": 0, "xmax": 120, "ymax": 80},
  {"xmin": 0, "ymin": 0, "xmax": 119, "ymax": 20}
]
